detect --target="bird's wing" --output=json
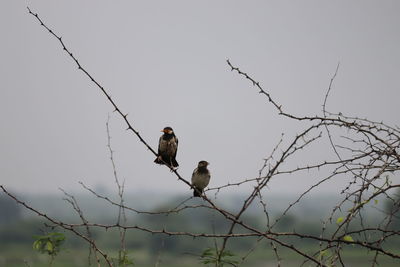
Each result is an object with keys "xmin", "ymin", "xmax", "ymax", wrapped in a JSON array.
[
  {"xmin": 191, "ymin": 168, "xmax": 197, "ymax": 184},
  {"xmin": 157, "ymin": 136, "xmax": 162, "ymax": 155},
  {"xmin": 206, "ymin": 172, "xmax": 211, "ymax": 185},
  {"xmin": 173, "ymin": 136, "xmax": 178, "ymax": 158}
]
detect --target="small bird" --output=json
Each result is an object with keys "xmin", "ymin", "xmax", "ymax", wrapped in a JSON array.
[
  {"xmin": 154, "ymin": 126, "xmax": 179, "ymax": 168},
  {"xmin": 191, "ymin": 160, "xmax": 211, "ymax": 197}
]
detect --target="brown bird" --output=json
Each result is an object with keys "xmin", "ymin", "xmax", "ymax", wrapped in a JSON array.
[
  {"xmin": 154, "ymin": 126, "xmax": 179, "ymax": 168},
  {"xmin": 191, "ymin": 161, "xmax": 210, "ymax": 197}
]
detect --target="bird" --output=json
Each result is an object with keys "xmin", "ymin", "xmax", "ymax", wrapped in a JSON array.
[
  {"xmin": 191, "ymin": 160, "xmax": 211, "ymax": 197},
  {"xmin": 154, "ymin": 126, "xmax": 179, "ymax": 168}
]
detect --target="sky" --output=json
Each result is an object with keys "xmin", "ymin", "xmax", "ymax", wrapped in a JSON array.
[{"xmin": 1, "ymin": 1, "xmax": 399, "ymax": 197}]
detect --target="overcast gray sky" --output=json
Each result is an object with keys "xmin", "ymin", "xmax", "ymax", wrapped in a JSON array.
[{"xmin": 1, "ymin": 1, "xmax": 399, "ymax": 196}]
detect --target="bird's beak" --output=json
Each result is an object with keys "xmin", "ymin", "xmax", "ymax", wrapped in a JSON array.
[{"xmin": 161, "ymin": 129, "xmax": 165, "ymax": 133}]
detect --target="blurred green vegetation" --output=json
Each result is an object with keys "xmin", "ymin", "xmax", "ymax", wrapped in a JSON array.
[{"xmin": 1, "ymin": 192, "xmax": 399, "ymax": 266}]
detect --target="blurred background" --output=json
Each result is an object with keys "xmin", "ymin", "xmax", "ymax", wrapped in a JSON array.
[
  {"xmin": 1, "ymin": 190, "xmax": 400, "ymax": 266},
  {"xmin": 1, "ymin": 0, "xmax": 400, "ymax": 266}
]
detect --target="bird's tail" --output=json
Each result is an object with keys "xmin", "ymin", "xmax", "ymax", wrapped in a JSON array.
[
  {"xmin": 171, "ymin": 158, "xmax": 179, "ymax": 167},
  {"xmin": 193, "ymin": 187, "xmax": 203, "ymax": 197},
  {"xmin": 154, "ymin": 156, "xmax": 179, "ymax": 168}
]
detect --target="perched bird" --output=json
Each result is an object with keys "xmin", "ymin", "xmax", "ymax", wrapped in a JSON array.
[
  {"xmin": 191, "ymin": 160, "xmax": 211, "ymax": 197},
  {"xmin": 154, "ymin": 126, "xmax": 179, "ymax": 168}
]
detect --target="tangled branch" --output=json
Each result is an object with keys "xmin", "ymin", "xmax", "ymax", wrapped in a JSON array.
[{"xmin": 1, "ymin": 6, "xmax": 399, "ymax": 267}]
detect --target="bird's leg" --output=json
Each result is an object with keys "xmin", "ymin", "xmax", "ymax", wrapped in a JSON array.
[{"xmin": 169, "ymin": 159, "xmax": 176, "ymax": 172}]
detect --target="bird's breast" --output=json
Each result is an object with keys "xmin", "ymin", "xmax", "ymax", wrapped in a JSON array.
[
  {"xmin": 159, "ymin": 138, "xmax": 177, "ymax": 154},
  {"xmin": 191, "ymin": 171, "xmax": 211, "ymax": 189}
]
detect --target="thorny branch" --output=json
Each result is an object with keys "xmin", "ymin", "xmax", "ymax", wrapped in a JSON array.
[{"xmin": 0, "ymin": 6, "xmax": 399, "ymax": 267}]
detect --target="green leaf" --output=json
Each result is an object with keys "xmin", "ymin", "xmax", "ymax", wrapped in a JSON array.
[
  {"xmin": 374, "ymin": 199, "xmax": 379, "ymax": 205},
  {"xmin": 343, "ymin": 235, "xmax": 354, "ymax": 242},
  {"xmin": 221, "ymin": 250, "xmax": 235, "ymax": 257},
  {"xmin": 318, "ymin": 249, "xmax": 330, "ymax": 260},
  {"xmin": 32, "ymin": 232, "xmax": 66, "ymax": 257},
  {"xmin": 46, "ymin": 241, "xmax": 53, "ymax": 253},
  {"xmin": 336, "ymin": 217, "xmax": 344, "ymax": 224},
  {"xmin": 33, "ymin": 240, "xmax": 41, "ymax": 250},
  {"xmin": 199, "ymin": 247, "xmax": 238, "ymax": 266},
  {"xmin": 201, "ymin": 248, "xmax": 213, "ymax": 257}
]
